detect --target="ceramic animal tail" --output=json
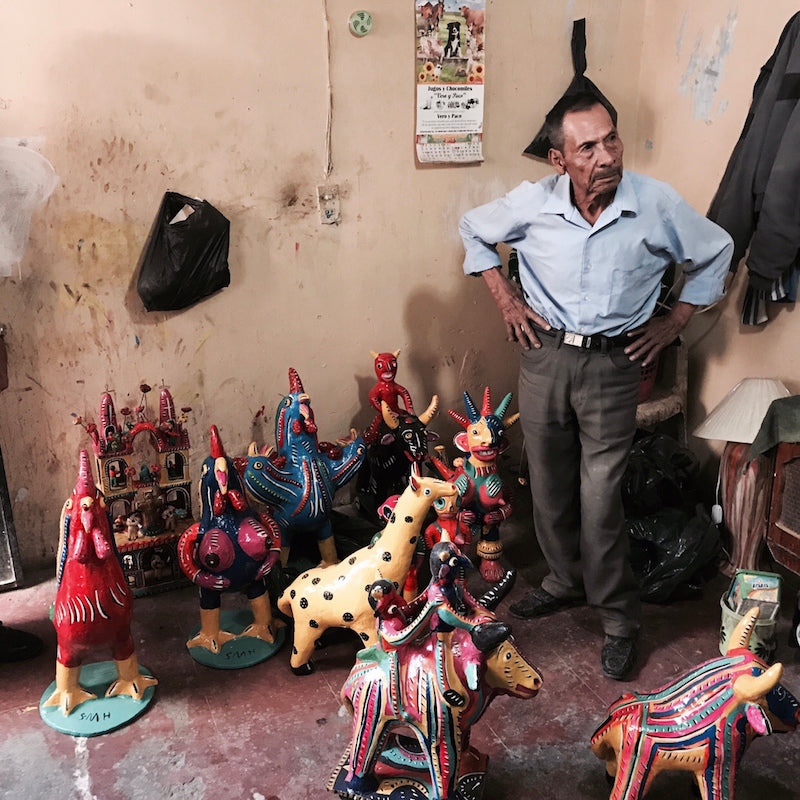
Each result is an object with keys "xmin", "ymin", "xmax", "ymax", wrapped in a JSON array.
[
  {"xmin": 45, "ymin": 450, "xmax": 157, "ymax": 715},
  {"xmin": 277, "ymin": 469, "xmax": 457, "ymax": 674}
]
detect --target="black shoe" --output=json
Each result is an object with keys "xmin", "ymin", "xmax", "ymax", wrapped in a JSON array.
[
  {"xmin": 0, "ymin": 622, "xmax": 44, "ymax": 663},
  {"xmin": 508, "ymin": 587, "xmax": 584, "ymax": 619},
  {"xmin": 601, "ymin": 634, "xmax": 637, "ymax": 681}
]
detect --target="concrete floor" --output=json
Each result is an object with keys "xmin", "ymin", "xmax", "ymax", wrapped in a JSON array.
[{"xmin": 1, "ymin": 500, "xmax": 799, "ymax": 800}]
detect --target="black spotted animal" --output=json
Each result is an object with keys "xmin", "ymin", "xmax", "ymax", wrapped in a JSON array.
[{"xmin": 277, "ymin": 471, "xmax": 456, "ymax": 674}]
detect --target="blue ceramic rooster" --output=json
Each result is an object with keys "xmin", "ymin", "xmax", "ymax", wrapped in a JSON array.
[
  {"xmin": 178, "ymin": 425, "xmax": 281, "ymax": 653},
  {"xmin": 243, "ymin": 368, "xmax": 365, "ymax": 566}
]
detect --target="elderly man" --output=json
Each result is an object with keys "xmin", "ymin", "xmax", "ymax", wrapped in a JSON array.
[{"xmin": 459, "ymin": 92, "xmax": 732, "ymax": 680}]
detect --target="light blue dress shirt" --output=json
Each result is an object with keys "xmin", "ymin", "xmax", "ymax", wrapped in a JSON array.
[{"xmin": 459, "ymin": 171, "xmax": 733, "ymax": 336}]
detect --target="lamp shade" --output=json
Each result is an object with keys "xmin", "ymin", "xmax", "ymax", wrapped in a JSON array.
[{"xmin": 693, "ymin": 377, "xmax": 790, "ymax": 443}]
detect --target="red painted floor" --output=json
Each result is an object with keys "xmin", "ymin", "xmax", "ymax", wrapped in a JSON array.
[{"xmin": 1, "ymin": 502, "xmax": 798, "ymax": 800}]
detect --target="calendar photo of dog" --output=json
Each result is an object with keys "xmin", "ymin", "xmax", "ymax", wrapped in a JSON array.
[
  {"xmin": 443, "ymin": 21, "xmax": 461, "ymax": 58},
  {"xmin": 415, "ymin": 2, "xmax": 484, "ymax": 85}
]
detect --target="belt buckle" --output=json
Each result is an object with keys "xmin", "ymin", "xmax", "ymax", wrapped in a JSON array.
[{"xmin": 563, "ymin": 332, "xmax": 587, "ymax": 348}]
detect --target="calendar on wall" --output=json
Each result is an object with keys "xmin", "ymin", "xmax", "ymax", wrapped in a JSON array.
[{"xmin": 415, "ymin": 1, "xmax": 485, "ymax": 164}]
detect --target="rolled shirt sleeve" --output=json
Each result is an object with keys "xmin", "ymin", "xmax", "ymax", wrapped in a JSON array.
[{"xmin": 458, "ymin": 172, "xmax": 732, "ymax": 335}]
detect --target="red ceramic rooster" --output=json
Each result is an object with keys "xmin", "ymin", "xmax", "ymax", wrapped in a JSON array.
[{"xmin": 44, "ymin": 450, "xmax": 157, "ymax": 715}]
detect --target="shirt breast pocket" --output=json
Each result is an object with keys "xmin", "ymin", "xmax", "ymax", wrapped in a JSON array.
[{"xmin": 607, "ymin": 263, "xmax": 660, "ymax": 321}]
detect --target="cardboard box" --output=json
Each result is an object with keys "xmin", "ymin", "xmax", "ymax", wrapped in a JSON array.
[{"xmin": 726, "ymin": 569, "xmax": 781, "ymax": 614}]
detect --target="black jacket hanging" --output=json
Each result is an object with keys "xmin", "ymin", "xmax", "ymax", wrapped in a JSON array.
[{"xmin": 707, "ymin": 12, "xmax": 800, "ymax": 291}]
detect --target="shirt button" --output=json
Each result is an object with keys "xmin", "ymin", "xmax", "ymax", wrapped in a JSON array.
[
  {"xmin": 584, "ymin": 295, "xmax": 589, "ymax": 301},
  {"xmin": 585, "ymin": 263, "xmax": 592, "ymax": 271}
]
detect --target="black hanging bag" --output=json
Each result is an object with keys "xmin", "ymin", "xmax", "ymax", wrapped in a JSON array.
[{"xmin": 136, "ymin": 191, "xmax": 230, "ymax": 311}]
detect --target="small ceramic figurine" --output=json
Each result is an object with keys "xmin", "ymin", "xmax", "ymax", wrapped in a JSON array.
[
  {"xmin": 356, "ymin": 396, "xmax": 439, "ymax": 522},
  {"xmin": 591, "ymin": 608, "xmax": 800, "ymax": 800},
  {"xmin": 364, "ymin": 349, "xmax": 415, "ymax": 443},
  {"xmin": 330, "ymin": 552, "xmax": 541, "ymax": 799},
  {"xmin": 243, "ymin": 368, "xmax": 365, "ymax": 567},
  {"xmin": 403, "ymin": 488, "xmax": 472, "ymax": 600},
  {"xmin": 431, "ymin": 387, "xmax": 519, "ymax": 582},
  {"xmin": 278, "ymin": 468, "xmax": 457, "ymax": 675},
  {"xmin": 178, "ymin": 425, "xmax": 282, "ymax": 658},
  {"xmin": 125, "ymin": 511, "xmax": 143, "ymax": 542},
  {"xmin": 43, "ymin": 450, "xmax": 157, "ymax": 717}
]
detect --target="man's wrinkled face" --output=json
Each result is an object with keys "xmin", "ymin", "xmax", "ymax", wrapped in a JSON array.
[{"xmin": 550, "ymin": 104, "xmax": 624, "ymax": 201}]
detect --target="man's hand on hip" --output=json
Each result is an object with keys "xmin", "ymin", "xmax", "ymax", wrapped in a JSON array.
[
  {"xmin": 623, "ymin": 301, "xmax": 697, "ymax": 365},
  {"xmin": 481, "ymin": 267, "xmax": 548, "ymax": 350}
]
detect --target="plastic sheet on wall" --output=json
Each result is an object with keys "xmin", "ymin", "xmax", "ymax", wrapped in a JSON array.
[
  {"xmin": 0, "ymin": 144, "xmax": 58, "ymax": 277},
  {"xmin": 415, "ymin": 1, "xmax": 485, "ymax": 164}
]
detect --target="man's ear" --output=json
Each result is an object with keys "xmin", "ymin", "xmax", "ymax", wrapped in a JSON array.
[{"xmin": 548, "ymin": 148, "xmax": 566, "ymax": 174}]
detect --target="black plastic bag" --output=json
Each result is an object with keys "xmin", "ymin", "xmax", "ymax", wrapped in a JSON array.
[
  {"xmin": 622, "ymin": 434, "xmax": 700, "ymax": 518},
  {"xmin": 523, "ymin": 19, "xmax": 617, "ymax": 159},
  {"xmin": 627, "ymin": 505, "xmax": 721, "ymax": 604},
  {"xmin": 136, "ymin": 192, "xmax": 230, "ymax": 311}
]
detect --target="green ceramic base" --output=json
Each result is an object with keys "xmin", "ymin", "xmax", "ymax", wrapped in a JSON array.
[
  {"xmin": 39, "ymin": 661, "xmax": 156, "ymax": 737},
  {"xmin": 186, "ymin": 609, "xmax": 285, "ymax": 669}
]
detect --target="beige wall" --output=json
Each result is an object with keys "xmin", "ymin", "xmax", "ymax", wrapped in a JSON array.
[
  {"xmin": 634, "ymin": 2, "xmax": 800, "ymax": 469},
  {"xmin": 1, "ymin": 0, "xmax": 796, "ymax": 571}
]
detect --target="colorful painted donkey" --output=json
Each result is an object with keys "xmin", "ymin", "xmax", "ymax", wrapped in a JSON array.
[
  {"xmin": 277, "ymin": 469, "xmax": 456, "ymax": 675},
  {"xmin": 431, "ymin": 387, "xmax": 519, "ymax": 582},
  {"xmin": 45, "ymin": 450, "xmax": 157, "ymax": 715},
  {"xmin": 331, "ymin": 558, "xmax": 541, "ymax": 799},
  {"xmin": 591, "ymin": 608, "xmax": 799, "ymax": 800},
  {"xmin": 243, "ymin": 367, "xmax": 365, "ymax": 567}
]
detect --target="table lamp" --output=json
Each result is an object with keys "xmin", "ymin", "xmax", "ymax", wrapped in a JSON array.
[{"xmin": 693, "ymin": 377, "xmax": 790, "ymax": 572}]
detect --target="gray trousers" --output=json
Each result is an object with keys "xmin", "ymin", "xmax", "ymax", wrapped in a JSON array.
[{"xmin": 518, "ymin": 335, "xmax": 642, "ymax": 638}]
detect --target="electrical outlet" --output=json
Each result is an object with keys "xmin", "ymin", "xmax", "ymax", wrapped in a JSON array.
[{"xmin": 317, "ymin": 184, "xmax": 341, "ymax": 225}]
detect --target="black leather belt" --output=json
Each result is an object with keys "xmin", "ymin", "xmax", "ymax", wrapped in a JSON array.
[{"xmin": 536, "ymin": 326, "xmax": 630, "ymax": 352}]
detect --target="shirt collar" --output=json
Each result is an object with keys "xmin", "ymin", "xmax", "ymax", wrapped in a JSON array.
[{"xmin": 541, "ymin": 171, "xmax": 639, "ymax": 223}]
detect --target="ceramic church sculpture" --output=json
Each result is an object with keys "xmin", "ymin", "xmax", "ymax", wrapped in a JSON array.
[
  {"xmin": 42, "ymin": 450, "xmax": 157, "ymax": 727},
  {"xmin": 178, "ymin": 425, "xmax": 283, "ymax": 664},
  {"xmin": 591, "ymin": 608, "xmax": 799, "ymax": 800},
  {"xmin": 431, "ymin": 387, "xmax": 519, "ymax": 582},
  {"xmin": 329, "ymin": 543, "xmax": 541, "ymax": 799},
  {"xmin": 243, "ymin": 367, "xmax": 365, "ymax": 567}
]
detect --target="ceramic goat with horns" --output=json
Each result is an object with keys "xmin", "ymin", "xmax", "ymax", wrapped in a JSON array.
[
  {"xmin": 356, "ymin": 393, "xmax": 440, "ymax": 522},
  {"xmin": 45, "ymin": 450, "xmax": 157, "ymax": 715},
  {"xmin": 329, "ymin": 554, "xmax": 541, "ymax": 799},
  {"xmin": 244, "ymin": 367, "xmax": 366, "ymax": 566},
  {"xmin": 431, "ymin": 387, "xmax": 519, "ymax": 582},
  {"xmin": 591, "ymin": 607, "xmax": 799, "ymax": 800}
]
